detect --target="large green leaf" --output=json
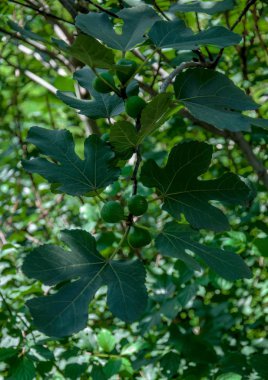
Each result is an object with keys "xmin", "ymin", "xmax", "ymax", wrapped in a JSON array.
[
  {"xmin": 149, "ymin": 20, "xmax": 240, "ymax": 49},
  {"xmin": 140, "ymin": 140, "xmax": 250, "ymax": 231},
  {"xmin": 67, "ymin": 34, "xmax": 114, "ymax": 69},
  {"xmin": 156, "ymin": 222, "xmax": 251, "ymax": 280},
  {"xmin": 75, "ymin": 5, "xmax": 159, "ymax": 51},
  {"xmin": 22, "ymin": 127, "xmax": 120, "ymax": 196},
  {"xmin": 22, "ymin": 229, "xmax": 147, "ymax": 337},
  {"xmin": 174, "ymin": 68, "xmax": 268, "ymax": 132},
  {"xmin": 171, "ymin": 0, "xmax": 234, "ymax": 14},
  {"xmin": 57, "ymin": 67, "xmax": 124, "ymax": 119}
]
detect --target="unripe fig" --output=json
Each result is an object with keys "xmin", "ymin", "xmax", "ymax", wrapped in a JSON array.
[
  {"xmin": 101, "ymin": 201, "xmax": 124, "ymax": 223},
  {"xmin": 128, "ymin": 195, "xmax": 148, "ymax": 216},
  {"xmin": 125, "ymin": 96, "xmax": 146, "ymax": 118},
  {"xmin": 128, "ymin": 226, "xmax": 151, "ymax": 248},
  {"xmin": 93, "ymin": 72, "xmax": 115, "ymax": 93}
]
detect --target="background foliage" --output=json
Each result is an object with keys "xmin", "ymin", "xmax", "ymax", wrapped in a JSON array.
[{"xmin": 0, "ymin": 0, "xmax": 268, "ymax": 379}]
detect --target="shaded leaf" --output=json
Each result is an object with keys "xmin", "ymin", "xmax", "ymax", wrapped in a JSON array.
[
  {"xmin": 141, "ymin": 141, "xmax": 250, "ymax": 231},
  {"xmin": 174, "ymin": 68, "xmax": 268, "ymax": 132},
  {"xmin": 22, "ymin": 229, "xmax": 147, "ymax": 337},
  {"xmin": 149, "ymin": 20, "xmax": 240, "ymax": 49},
  {"xmin": 110, "ymin": 121, "xmax": 138, "ymax": 159},
  {"xmin": 9, "ymin": 356, "xmax": 35, "ymax": 380},
  {"xmin": 75, "ymin": 5, "xmax": 159, "ymax": 51},
  {"xmin": 67, "ymin": 34, "xmax": 114, "ymax": 69},
  {"xmin": 171, "ymin": 0, "xmax": 234, "ymax": 14},
  {"xmin": 156, "ymin": 222, "xmax": 251, "ymax": 280},
  {"xmin": 22, "ymin": 127, "xmax": 120, "ymax": 196}
]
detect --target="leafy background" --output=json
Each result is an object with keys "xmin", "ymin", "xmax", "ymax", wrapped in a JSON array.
[{"xmin": 0, "ymin": 0, "xmax": 268, "ymax": 379}]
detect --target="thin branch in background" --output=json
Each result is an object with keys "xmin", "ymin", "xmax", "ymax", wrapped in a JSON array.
[
  {"xmin": 9, "ymin": 0, "xmax": 74, "ymax": 24},
  {"xmin": 160, "ymin": 61, "xmax": 206, "ymax": 93},
  {"xmin": 212, "ymin": 0, "xmax": 258, "ymax": 67},
  {"xmin": 87, "ymin": 0, "xmax": 119, "ymax": 18},
  {"xmin": 153, "ymin": 0, "xmax": 170, "ymax": 20},
  {"xmin": 195, "ymin": 12, "xmax": 213, "ymax": 61},
  {"xmin": 58, "ymin": 0, "xmax": 77, "ymax": 19}
]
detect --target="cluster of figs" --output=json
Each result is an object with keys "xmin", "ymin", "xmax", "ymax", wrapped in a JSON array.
[
  {"xmin": 101, "ymin": 196, "xmax": 151, "ymax": 249},
  {"xmin": 93, "ymin": 58, "xmax": 146, "ymax": 118}
]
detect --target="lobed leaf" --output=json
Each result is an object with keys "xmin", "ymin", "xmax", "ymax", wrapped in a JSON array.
[
  {"xmin": 156, "ymin": 222, "xmax": 251, "ymax": 280},
  {"xmin": 75, "ymin": 5, "xmax": 159, "ymax": 51},
  {"xmin": 22, "ymin": 127, "xmax": 120, "ymax": 196},
  {"xmin": 23, "ymin": 229, "xmax": 147, "ymax": 337},
  {"xmin": 149, "ymin": 20, "xmax": 241, "ymax": 50},
  {"xmin": 174, "ymin": 68, "xmax": 268, "ymax": 132},
  {"xmin": 141, "ymin": 140, "xmax": 250, "ymax": 231}
]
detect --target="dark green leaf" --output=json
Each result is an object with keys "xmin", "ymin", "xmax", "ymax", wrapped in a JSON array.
[
  {"xmin": 22, "ymin": 229, "xmax": 147, "ymax": 337},
  {"xmin": 171, "ymin": 0, "xmax": 234, "ymax": 14},
  {"xmin": 141, "ymin": 141, "xmax": 250, "ymax": 231},
  {"xmin": 254, "ymin": 237, "xmax": 268, "ymax": 257},
  {"xmin": 250, "ymin": 354, "xmax": 268, "ymax": 378},
  {"xmin": 67, "ymin": 34, "xmax": 114, "ymax": 69},
  {"xmin": 160, "ymin": 352, "xmax": 180, "ymax": 377},
  {"xmin": 57, "ymin": 91, "xmax": 124, "ymax": 119},
  {"xmin": 174, "ymin": 68, "xmax": 268, "ymax": 132},
  {"xmin": 22, "ymin": 127, "xmax": 120, "ymax": 196},
  {"xmin": 9, "ymin": 356, "xmax": 35, "ymax": 380},
  {"xmin": 0, "ymin": 347, "xmax": 18, "ymax": 361},
  {"xmin": 75, "ymin": 5, "xmax": 159, "ymax": 51},
  {"xmin": 57, "ymin": 67, "xmax": 124, "ymax": 119},
  {"xmin": 156, "ymin": 223, "xmax": 251, "ymax": 280},
  {"xmin": 149, "ymin": 20, "xmax": 240, "ymax": 49}
]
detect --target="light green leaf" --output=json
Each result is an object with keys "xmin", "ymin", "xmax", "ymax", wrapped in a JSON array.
[
  {"xmin": 216, "ymin": 373, "xmax": 242, "ymax": 380},
  {"xmin": 110, "ymin": 121, "xmax": 138, "ymax": 158},
  {"xmin": 22, "ymin": 127, "xmax": 120, "ymax": 196},
  {"xmin": 97, "ymin": 329, "xmax": 116, "ymax": 353},
  {"xmin": 141, "ymin": 141, "xmax": 250, "ymax": 231},
  {"xmin": 67, "ymin": 34, "xmax": 114, "ymax": 69},
  {"xmin": 138, "ymin": 94, "xmax": 173, "ymax": 142},
  {"xmin": 149, "ymin": 20, "xmax": 240, "ymax": 49},
  {"xmin": 174, "ymin": 68, "xmax": 267, "ymax": 132},
  {"xmin": 156, "ymin": 222, "xmax": 251, "ymax": 280},
  {"xmin": 75, "ymin": 5, "xmax": 159, "ymax": 51},
  {"xmin": 171, "ymin": 0, "xmax": 234, "ymax": 15},
  {"xmin": 23, "ymin": 229, "xmax": 147, "ymax": 337},
  {"xmin": 9, "ymin": 356, "xmax": 35, "ymax": 380}
]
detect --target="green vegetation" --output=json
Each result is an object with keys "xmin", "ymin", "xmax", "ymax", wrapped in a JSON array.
[{"xmin": 0, "ymin": 0, "xmax": 268, "ymax": 379}]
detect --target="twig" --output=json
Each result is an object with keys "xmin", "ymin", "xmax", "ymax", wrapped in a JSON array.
[
  {"xmin": 160, "ymin": 61, "xmax": 205, "ymax": 93},
  {"xmin": 153, "ymin": 1, "xmax": 170, "ymax": 20},
  {"xmin": 87, "ymin": 0, "xmax": 119, "ymax": 18},
  {"xmin": 9, "ymin": 0, "xmax": 74, "ymax": 24},
  {"xmin": 212, "ymin": 0, "xmax": 258, "ymax": 68}
]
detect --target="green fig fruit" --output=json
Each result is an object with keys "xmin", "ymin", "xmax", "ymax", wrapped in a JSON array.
[
  {"xmin": 93, "ymin": 72, "xmax": 115, "ymax": 93},
  {"xmin": 128, "ymin": 195, "xmax": 148, "ymax": 216},
  {"xmin": 128, "ymin": 226, "xmax": 151, "ymax": 248},
  {"xmin": 125, "ymin": 96, "xmax": 146, "ymax": 118},
  {"xmin": 101, "ymin": 201, "xmax": 124, "ymax": 223}
]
